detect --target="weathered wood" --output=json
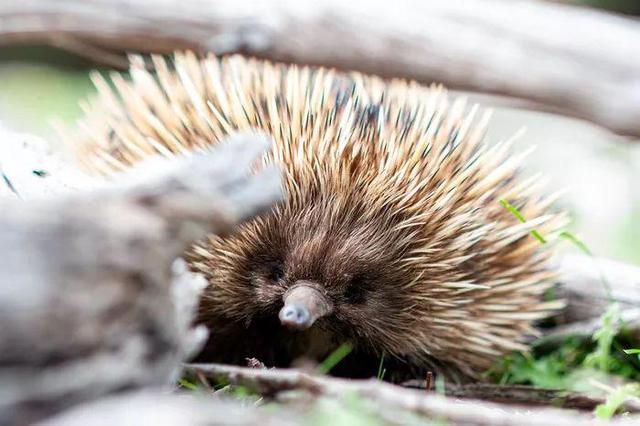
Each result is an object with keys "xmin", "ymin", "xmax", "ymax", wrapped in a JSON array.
[
  {"xmin": 0, "ymin": 0, "xmax": 639, "ymax": 138},
  {"xmin": 400, "ymin": 381, "xmax": 640, "ymax": 413},
  {"xmin": 0, "ymin": 123, "xmax": 99, "ymax": 199},
  {"xmin": 40, "ymin": 390, "xmax": 299, "ymax": 426},
  {"xmin": 0, "ymin": 131, "xmax": 282, "ymax": 424},
  {"xmin": 536, "ymin": 254, "xmax": 640, "ymax": 344},
  {"xmin": 544, "ymin": 308, "xmax": 640, "ymax": 343},
  {"xmin": 557, "ymin": 254, "xmax": 640, "ymax": 324},
  {"xmin": 186, "ymin": 363, "xmax": 640, "ymax": 426}
]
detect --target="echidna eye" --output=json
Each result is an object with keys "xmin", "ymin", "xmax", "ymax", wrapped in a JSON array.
[
  {"xmin": 267, "ymin": 263, "xmax": 284, "ymax": 283},
  {"xmin": 344, "ymin": 275, "xmax": 368, "ymax": 304}
]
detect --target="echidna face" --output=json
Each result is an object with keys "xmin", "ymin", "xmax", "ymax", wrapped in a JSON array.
[{"xmin": 198, "ymin": 195, "xmax": 418, "ymax": 357}]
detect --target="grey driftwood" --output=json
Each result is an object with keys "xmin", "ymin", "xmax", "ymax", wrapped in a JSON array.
[
  {"xmin": 0, "ymin": 131, "xmax": 282, "ymax": 424},
  {"xmin": 0, "ymin": 0, "xmax": 638, "ymax": 138}
]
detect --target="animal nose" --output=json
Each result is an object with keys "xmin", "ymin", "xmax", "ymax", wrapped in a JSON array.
[
  {"xmin": 279, "ymin": 281, "xmax": 333, "ymax": 330},
  {"xmin": 279, "ymin": 304, "xmax": 311, "ymax": 329}
]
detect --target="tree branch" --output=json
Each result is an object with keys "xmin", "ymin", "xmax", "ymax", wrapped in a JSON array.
[
  {"xmin": 557, "ymin": 254, "xmax": 640, "ymax": 324},
  {"xmin": 0, "ymin": 130, "xmax": 282, "ymax": 423},
  {"xmin": 186, "ymin": 363, "xmax": 640, "ymax": 425},
  {"xmin": 401, "ymin": 381, "xmax": 640, "ymax": 413},
  {"xmin": 1, "ymin": 0, "xmax": 639, "ymax": 138}
]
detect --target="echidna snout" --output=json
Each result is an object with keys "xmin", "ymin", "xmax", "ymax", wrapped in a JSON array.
[{"xmin": 279, "ymin": 282, "xmax": 333, "ymax": 330}]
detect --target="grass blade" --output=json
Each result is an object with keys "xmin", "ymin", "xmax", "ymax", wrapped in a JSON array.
[
  {"xmin": 376, "ymin": 351, "xmax": 386, "ymax": 380},
  {"xmin": 317, "ymin": 342, "xmax": 353, "ymax": 374},
  {"xmin": 499, "ymin": 199, "xmax": 546, "ymax": 243}
]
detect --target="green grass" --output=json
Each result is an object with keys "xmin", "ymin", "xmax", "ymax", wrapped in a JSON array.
[
  {"xmin": 500, "ymin": 199, "xmax": 593, "ymax": 256},
  {"xmin": 498, "ymin": 199, "xmax": 640, "ymax": 417},
  {"xmin": 177, "ymin": 377, "xmax": 199, "ymax": 391},
  {"xmin": 317, "ymin": 342, "xmax": 354, "ymax": 375},
  {"xmin": 625, "ymin": 349, "xmax": 640, "ymax": 359},
  {"xmin": 376, "ymin": 351, "xmax": 387, "ymax": 380},
  {"xmin": 595, "ymin": 383, "xmax": 640, "ymax": 419},
  {"xmin": 501, "ymin": 199, "xmax": 614, "ymax": 300},
  {"xmin": 499, "ymin": 199, "xmax": 547, "ymax": 243},
  {"xmin": 558, "ymin": 230, "xmax": 592, "ymax": 256},
  {"xmin": 489, "ymin": 314, "xmax": 640, "ymax": 386},
  {"xmin": 584, "ymin": 304, "xmax": 621, "ymax": 373}
]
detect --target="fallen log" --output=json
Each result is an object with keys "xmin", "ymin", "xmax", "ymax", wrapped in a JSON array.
[
  {"xmin": 557, "ymin": 254, "xmax": 640, "ymax": 325},
  {"xmin": 0, "ymin": 0, "xmax": 639, "ymax": 138},
  {"xmin": 0, "ymin": 131, "xmax": 282, "ymax": 424}
]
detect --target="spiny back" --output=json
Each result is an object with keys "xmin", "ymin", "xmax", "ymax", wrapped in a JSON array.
[{"xmin": 62, "ymin": 52, "xmax": 566, "ymax": 377}]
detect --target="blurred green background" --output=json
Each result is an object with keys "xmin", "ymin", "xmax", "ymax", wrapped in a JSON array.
[{"xmin": 0, "ymin": 47, "xmax": 98, "ymax": 139}]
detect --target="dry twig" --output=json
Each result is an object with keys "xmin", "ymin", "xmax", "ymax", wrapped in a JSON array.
[{"xmin": 186, "ymin": 363, "xmax": 640, "ymax": 425}]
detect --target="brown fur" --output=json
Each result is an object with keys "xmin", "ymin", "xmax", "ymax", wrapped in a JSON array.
[{"xmin": 62, "ymin": 52, "xmax": 567, "ymax": 379}]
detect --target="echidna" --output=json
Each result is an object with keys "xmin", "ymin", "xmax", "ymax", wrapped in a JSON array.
[{"xmin": 63, "ymin": 51, "xmax": 566, "ymax": 380}]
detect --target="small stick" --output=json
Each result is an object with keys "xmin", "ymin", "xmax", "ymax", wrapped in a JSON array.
[
  {"xmin": 185, "ymin": 363, "xmax": 640, "ymax": 425},
  {"xmin": 424, "ymin": 371, "xmax": 434, "ymax": 392}
]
